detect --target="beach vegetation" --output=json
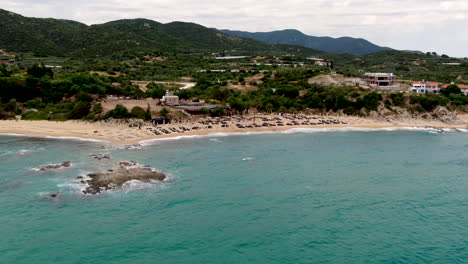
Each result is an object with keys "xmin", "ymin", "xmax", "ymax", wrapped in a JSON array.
[
  {"xmin": 200, "ymin": 107, "xmax": 209, "ymax": 117},
  {"xmin": 159, "ymin": 107, "xmax": 170, "ymax": 117},
  {"xmin": 68, "ymin": 102, "xmax": 91, "ymax": 119},
  {"xmin": 104, "ymin": 104, "xmax": 129, "ymax": 119},
  {"xmin": 130, "ymin": 106, "xmax": 151, "ymax": 120},
  {"xmin": 210, "ymin": 106, "xmax": 225, "ymax": 117},
  {"xmin": 93, "ymin": 103, "xmax": 103, "ymax": 114}
]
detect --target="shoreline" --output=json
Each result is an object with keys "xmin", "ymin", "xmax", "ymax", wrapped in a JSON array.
[{"xmin": 1, "ymin": 115, "xmax": 467, "ymax": 145}]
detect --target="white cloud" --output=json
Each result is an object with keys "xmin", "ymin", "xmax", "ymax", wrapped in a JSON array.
[{"xmin": 2, "ymin": 0, "xmax": 467, "ymax": 56}]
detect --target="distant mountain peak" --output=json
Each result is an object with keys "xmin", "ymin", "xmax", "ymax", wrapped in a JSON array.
[{"xmin": 219, "ymin": 29, "xmax": 391, "ymax": 55}]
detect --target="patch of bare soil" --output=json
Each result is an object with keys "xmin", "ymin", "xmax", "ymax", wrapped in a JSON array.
[
  {"xmin": 90, "ymin": 71, "xmax": 122, "ymax": 77},
  {"xmin": 101, "ymin": 98, "xmax": 163, "ymax": 116},
  {"xmin": 0, "ymin": 49, "xmax": 15, "ymax": 57}
]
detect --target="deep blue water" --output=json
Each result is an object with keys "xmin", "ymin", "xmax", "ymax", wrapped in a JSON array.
[{"xmin": 0, "ymin": 130, "xmax": 467, "ymax": 263}]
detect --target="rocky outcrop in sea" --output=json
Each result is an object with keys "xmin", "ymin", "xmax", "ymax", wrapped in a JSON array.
[
  {"xmin": 32, "ymin": 161, "xmax": 71, "ymax": 172},
  {"xmin": 79, "ymin": 161, "xmax": 166, "ymax": 195}
]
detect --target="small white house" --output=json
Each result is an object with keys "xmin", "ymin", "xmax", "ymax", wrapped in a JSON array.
[
  {"xmin": 161, "ymin": 90, "xmax": 179, "ymax": 105},
  {"xmin": 412, "ymin": 81, "xmax": 441, "ymax": 94}
]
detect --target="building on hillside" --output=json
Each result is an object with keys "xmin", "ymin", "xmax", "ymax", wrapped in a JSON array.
[
  {"xmin": 315, "ymin": 61, "xmax": 329, "ymax": 67},
  {"xmin": 442, "ymin": 83, "xmax": 468, "ymax": 95},
  {"xmin": 365, "ymin": 73, "xmax": 395, "ymax": 88},
  {"xmin": 307, "ymin": 57, "xmax": 329, "ymax": 67},
  {"xmin": 160, "ymin": 90, "xmax": 179, "ymax": 105},
  {"xmin": 411, "ymin": 81, "xmax": 441, "ymax": 93},
  {"xmin": 306, "ymin": 56, "xmax": 323, "ymax": 61}
]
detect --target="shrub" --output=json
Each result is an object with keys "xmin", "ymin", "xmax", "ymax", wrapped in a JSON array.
[
  {"xmin": 76, "ymin": 91, "xmax": 93, "ymax": 102},
  {"xmin": 131, "ymin": 106, "xmax": 151, "ymax": 120},
  {"xmin": 104, "ymin": 104, "xmax": 129, "ymax": 119},
  {"xmin": 211, "ymin": 106, "xmax": 225, "ymax": 117},
  {"xmin": 68, "ymin": 102, "xmax": 91, "ymax": 119}
]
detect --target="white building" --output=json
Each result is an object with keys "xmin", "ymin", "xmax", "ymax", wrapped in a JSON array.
[
  {"xmin": 315, "ymin": 61, "xmax": 329, "ymax": 67},
  {"xmin": 412, "ymin": 81, "xmax": 441, "ymax": 93},
  {"xmin": 161, "ymin": 90, "xmax": 179, "ymax": 105}
]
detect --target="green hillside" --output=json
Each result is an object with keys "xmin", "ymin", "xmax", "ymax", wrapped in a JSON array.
[{"xmin": 0, "ymin": 9, "xmax": 326, "ymax": 57}]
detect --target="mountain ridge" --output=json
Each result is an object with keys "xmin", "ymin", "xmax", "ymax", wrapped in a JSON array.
[
  {"xmin": 219, "ymin": 28, "xmax": 392, "ymax": 55},
  {"xmin": 0, "ymin": 9, "xmax": 328, "ymax": 58}
]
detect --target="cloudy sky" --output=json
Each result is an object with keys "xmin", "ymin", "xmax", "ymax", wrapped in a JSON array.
[{"xmin": 3, "ymin": 0, "xmax": 467, "ymax": 57}]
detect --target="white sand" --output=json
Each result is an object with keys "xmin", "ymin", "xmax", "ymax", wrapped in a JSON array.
[{"xmin": 0, "ymin": 114, "xmax": 467, "ymax": 145}]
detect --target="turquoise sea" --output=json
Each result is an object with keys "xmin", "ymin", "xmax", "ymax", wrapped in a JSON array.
[{"xmin": 0, "ymin": 129, "xmax": 467, "ymax": 263}]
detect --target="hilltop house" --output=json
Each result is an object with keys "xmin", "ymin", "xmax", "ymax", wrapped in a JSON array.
[{"xmin": 412, "ymin": 81, "xmax": 441, "ymax": 93}]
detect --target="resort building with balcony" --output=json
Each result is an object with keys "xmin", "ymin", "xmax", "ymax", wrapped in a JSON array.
[{"xmin": 411, "ymin": 81, "xmax": 441, "ymax": 93}]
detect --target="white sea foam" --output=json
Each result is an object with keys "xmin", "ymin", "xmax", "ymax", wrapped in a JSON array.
[
  {"xmin": 117, "ymin": 144, "xmax": 143, "ymax": 150},
  {"xmin": 242, "ymin": 157, "xmax": 255, "ymax": 161},
  {"xmin": 0, "ymin": 133, "xmax": 105, "ymax": 143},
  {"xmin": 57, "ymin": 182, "xmax": 85, "ymax": 193},
  {"xmin": 16, "ymin": 149, "xmax": 33, "ymax": 155},
  {"xmin": 121, "ymin": 180, "xmax": 155, "ymax": 193},
  {"xmin": 0, "ymin": 148, "xmax": 37, "ymax": 157},
  {"xmin": 139, "ymin": 126, "xmax": 468, "ymax": 146}
]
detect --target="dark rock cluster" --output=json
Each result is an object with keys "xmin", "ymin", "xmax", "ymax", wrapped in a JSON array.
[
  {"xmin": 90, "ymin": 154, "xmax": 111, "ymax": 160},
  {"xmin": 81, "ymin": 167, "xmax": 166, "ymax": 195},
  {"xmin": 33, "ymin": 161, "xmax": 71, "ymax": 171}
]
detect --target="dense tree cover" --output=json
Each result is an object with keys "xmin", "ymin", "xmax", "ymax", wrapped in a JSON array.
[
  {"xmin": 0, "ymin": 63, "xmax": 146, "ymax": 120},
  {"xmin": 171, "ymin": 69, "xmax": 468, "ymax": 116},
  {"xmin": 0, "ymin": 9, "xmax": 325, "ymax": 58},
  {"xmin": 1, "ymin": 51, "xmax": 468, "ymax": 121},
  {"xmin": 27, "ymin": 64, "xmax": 53, "ymax": 78}
]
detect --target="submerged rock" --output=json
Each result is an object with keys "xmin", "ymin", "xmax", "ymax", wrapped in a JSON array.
[
  {"xmin": 33, "ymin": 161, "xmax": 71, "ymax": 172},
  {"xmin": 90, "ymin": 154, "xmax": 111, "ymax": 160},
  {"xmin": 81, "ymin": 167, "xmax": 166, "ymax": 195},
  {"xmin": 118, "ymin": 161, "xmax": 139, "ymax": 168},
  {"xmin": 49, "ymin": 192, "xmax": 60, "ymax": 199},
  {"xmin": 122, "ymin": 144, "xmax": 143, "ymax": 150}
]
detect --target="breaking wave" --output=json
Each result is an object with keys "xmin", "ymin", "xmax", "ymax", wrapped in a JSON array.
[{"xmin": 140, "ymin": 126, "xmax": 468, "ymax": 146}]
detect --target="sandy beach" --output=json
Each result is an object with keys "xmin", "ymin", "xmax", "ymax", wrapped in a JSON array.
[{"xmin": 0, "ymin": 114, "xmax": 467, "ymax": 145}]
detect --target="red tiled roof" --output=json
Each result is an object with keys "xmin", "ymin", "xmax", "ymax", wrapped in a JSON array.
[{"xmin": 442, "ymin": 84, "xmax": 468, "ymax": 89}]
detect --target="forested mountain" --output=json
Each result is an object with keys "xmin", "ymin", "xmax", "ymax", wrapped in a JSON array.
[
  {"xmin": 219, "ymin": 29, "xmax": 391, "ymax": 55},
  {"xmin": 0, "ymin": 9, "xmax": 325, "ymax": 57}
]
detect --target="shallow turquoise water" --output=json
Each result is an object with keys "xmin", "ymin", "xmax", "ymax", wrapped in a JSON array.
[{"xmin": 0, "ymin": 130, "xmax": 467, "ymax": 263}]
